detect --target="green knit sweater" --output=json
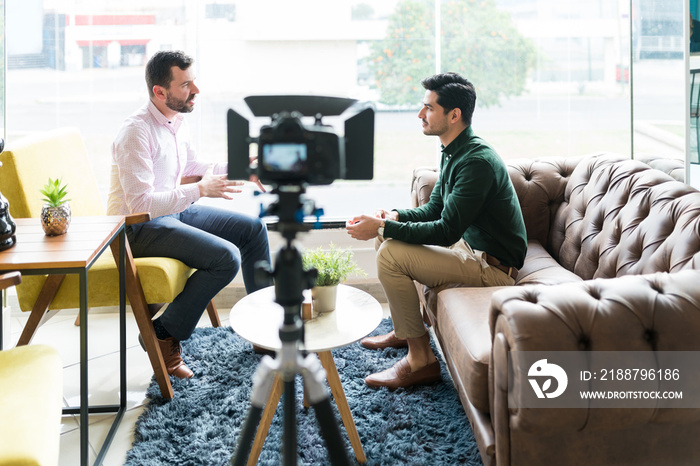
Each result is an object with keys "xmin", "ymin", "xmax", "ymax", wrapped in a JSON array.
[{"xmin": 385, "ymin": 127, "xmax": 527, "ymax": 269}]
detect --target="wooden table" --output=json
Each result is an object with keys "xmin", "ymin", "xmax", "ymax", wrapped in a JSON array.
[
  {"xmin": 0, "ymin": 216, "xmax": 127, "ymax": 466},
  {"xmin": 229, "ymin": 284, "xmax": 383, "ymax": 464}
]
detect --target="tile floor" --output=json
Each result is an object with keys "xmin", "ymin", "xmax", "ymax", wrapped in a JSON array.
[
  {"xmin": 6, "ymin": 296, "xmax": 391, "ymax": 466},
  {"xmin": 8, "ymin": 303, "xmax": 183, "ymax": 466}
]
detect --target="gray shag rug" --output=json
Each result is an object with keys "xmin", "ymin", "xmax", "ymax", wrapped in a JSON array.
[{"xmin": 125, "ymin": 319, "xmax": 483, "ymax": 465}]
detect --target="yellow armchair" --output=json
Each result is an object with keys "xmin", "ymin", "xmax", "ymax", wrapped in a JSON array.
[
  {"xmin": 0, "ymin": 272, "xmax": 63, "ymax": 466},
  {"xmin": 0, "ymin": 127, "xmax": 221, "ymax": 399}
]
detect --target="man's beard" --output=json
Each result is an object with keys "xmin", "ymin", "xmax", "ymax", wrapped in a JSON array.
[
  {"xmin": 165, "ymin": 93, "xmax": 195, "ymax": 114},
  {"xmin": 421, "ymin": 119, "xmax": 448, "ymax": 136}
]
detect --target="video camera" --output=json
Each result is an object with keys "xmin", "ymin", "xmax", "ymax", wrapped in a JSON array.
[
  {"xmin": 228, "ymin": 97, "xmax": 374, "ymax": 466},
  {"xmin": 227, "ymin": 95, "xmax": 374, "ymax": 186}
]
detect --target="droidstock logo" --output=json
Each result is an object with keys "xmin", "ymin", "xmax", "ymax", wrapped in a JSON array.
[{"xmin": 528, "ymin": 359, "xmax": 568, "ymax": 399}]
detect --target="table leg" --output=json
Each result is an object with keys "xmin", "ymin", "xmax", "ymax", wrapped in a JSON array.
[
  {"xmin": 79, "ymin": 268, "xmax": 89, "ymax": 465},
  {"xmin": 119, "ymin": 228, "xmax": 127, "ymax": 409},
  {"xmin": 317, "ymin": 351, "xmax": 366, "ymax": 463},
  {"xmin": 248, "ymin": 375, "xmax": 283, "ymax": 466},
  {"xmin": 94, "ymin": 229, "xmax": 129, "ymax": 465}
]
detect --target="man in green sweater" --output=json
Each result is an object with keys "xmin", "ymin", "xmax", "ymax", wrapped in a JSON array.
[{"xmin": 347, "ymin": 72, "xmax": 527, "ymax": 389}]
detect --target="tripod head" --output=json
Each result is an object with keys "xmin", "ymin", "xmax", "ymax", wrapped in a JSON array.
[
  {"xmin": 255, "ymin": 185, "xmax": 319, "ymax": 348},
  {"xmin": 230, "ymin": 96, "xmax": 366, "ymax": 466}
]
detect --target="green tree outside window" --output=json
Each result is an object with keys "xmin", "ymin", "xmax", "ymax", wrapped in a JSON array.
[{"xmin": 369, "ymin": 0, "xmax": 536, "ymax": 108}]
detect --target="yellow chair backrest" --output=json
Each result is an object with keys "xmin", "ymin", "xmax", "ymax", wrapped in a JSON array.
[{"xmin": 0, "ymin": 127, "xmax": 105, "ymax": 219}]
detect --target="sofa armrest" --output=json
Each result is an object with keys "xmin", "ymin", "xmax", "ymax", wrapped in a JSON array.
[
  {"xmin": 410, "ymin": 167, "xmax": 438, "ymax": 208},
  {"xmin": 489, "ymin": 270, "xmax": 700, "ymax": 435}
]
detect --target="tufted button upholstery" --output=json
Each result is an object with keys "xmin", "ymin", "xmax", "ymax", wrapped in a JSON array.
[
  {"xmin": 409, "ymin": 153, "xmax": 700, "ymax": 465},
  {"xmin": 506, "ymin": 156, "xmax": 583, "ymax": 248},
  {"xmin": 551, "ymin": 156, "xmax": 700, "ymax": 280},
  {"xmin": 635, "ymin": 153, "xmax": 685, "ymax": 182},
  {"xmin": 490, "ymin": 269, "xmax": 700, "ymax": 433}
]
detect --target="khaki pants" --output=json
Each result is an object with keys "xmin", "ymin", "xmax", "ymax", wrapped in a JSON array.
[{"xmin": 376, "ymin": 238, "xmax": 515, "ymax": 339}]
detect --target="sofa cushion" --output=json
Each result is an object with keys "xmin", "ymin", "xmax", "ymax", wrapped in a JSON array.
[
  {"xmin": 432, "ymin": 240, "xmax": 582, "ymax": 414},
  {"xmin": 421, "ymin": 240, "xmax": 581, "ymax": 320},
  {"xmin": 515, "ymin": 240, "xmax": 582, "ymax": 287}
]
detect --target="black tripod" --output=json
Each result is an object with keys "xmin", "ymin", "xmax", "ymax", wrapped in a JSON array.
[{"xmin": 231, "ymin": 186, "xmax": 351, "ymax": 466}]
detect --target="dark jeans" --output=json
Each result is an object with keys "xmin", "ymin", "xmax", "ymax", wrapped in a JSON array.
[{"xmin": 127, "ymin": 204, "xmax": 270, "ymax": 341}]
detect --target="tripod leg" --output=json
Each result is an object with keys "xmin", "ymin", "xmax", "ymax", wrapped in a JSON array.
[
  {"xmin": 231, "ymin": 356, "xmax": 279, "ymax": 466},
  {"xmin": 283, "ymin": 378, "xmax": 298, "ymax": 466},
  {"xmin": 249, "ymin": 375, "xmax": 283, "ymax": 466},
  {"xmin": 302, "ymin": 353, "xmax": 352, "ymax": 466},
  {"xmin": 311, "ymin": 394, "xmax": 352, "ymax": 466},
  {"xmin": 231, "ymin": 405, "xmax": 264, "ymax": 466},
  {"xmin": 318, "ymin": 351, "xmax": 366, "ymax": 463}
]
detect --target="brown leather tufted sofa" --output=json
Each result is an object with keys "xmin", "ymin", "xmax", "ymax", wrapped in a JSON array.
[{"xmin": 410, "ymin": 154, "xmax": 700, "ymax": 465}]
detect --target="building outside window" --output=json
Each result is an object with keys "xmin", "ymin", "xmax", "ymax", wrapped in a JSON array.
[{"xmin": 5, "ymin": 0, "xmax": 671, "ymax": 219}]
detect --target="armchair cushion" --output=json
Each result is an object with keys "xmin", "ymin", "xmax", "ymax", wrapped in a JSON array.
[
  {"xmin": 1, "ymin": 127, "xmax": 222, "ymax": 400},
  {"xmin": 0, "ymin": 127, "xmax": 197, "ymax": 313},
  {"xmin": 16, "ymin": 254, "xmax": 193, "ymax": 311},
  {"xmin": 0, "ymin": 344, "xmax": 62, "ymax": 466},
  {"xmin": 0, "ymin": 127, "xmax": 104, "ymax": 218}
]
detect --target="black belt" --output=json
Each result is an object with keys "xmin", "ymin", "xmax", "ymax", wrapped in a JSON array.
[{"xmin": 484, "ymin": 253, "xmax": 518, "ymax": 280}]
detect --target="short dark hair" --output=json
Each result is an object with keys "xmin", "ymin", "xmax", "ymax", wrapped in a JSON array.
[
  {"xmin": 421, "ymin": 72, "xmax": 476, "ymax": 127},
  {"xmin": 145, "ymin": 51, "xmax": 194, "ymax": 98}
]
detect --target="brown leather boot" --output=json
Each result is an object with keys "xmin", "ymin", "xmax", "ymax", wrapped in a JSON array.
[{"xmin": 158, "ymin": 337, "xmax": 194, "ymax": 379}]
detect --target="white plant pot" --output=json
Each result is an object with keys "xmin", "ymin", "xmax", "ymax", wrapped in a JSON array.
[{"xmin": 311, "ymin": 285, "xmax": 338, "ymax": 314}]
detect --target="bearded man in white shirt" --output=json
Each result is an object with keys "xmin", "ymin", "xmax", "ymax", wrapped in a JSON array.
[{"xmin": 108, "ymin": 50, "xmax": 270, "ymax": 379}]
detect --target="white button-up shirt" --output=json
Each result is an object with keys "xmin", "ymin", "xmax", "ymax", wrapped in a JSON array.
[{"xmin": 108, "ymin": 100, "xmax": 226, "ymax": 219}]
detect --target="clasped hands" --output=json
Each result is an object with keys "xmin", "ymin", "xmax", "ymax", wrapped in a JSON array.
[{"xmin": 346, "ymin": 209, "xmax": 397, "ymax": 241}]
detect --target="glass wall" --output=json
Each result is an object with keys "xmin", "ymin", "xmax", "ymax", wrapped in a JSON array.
[
  {"xmin": 631, "ymin": 0, "xmax": 686, "ymax": 168},
  {"xmin": 5, "ymin": 0, "xmax": 632, "ymax": 217}
]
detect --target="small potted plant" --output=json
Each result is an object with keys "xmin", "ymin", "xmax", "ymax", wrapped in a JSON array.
[
  {"xmin": 39, "ymin": 178, "xmax": 71, "ymax": 236},
  {"xmin": 302, "ymin": 243, "xmax": 365, "ymax": 313}
]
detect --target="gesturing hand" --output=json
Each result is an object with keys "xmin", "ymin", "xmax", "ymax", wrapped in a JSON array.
[{"xmin": 198, "ymin": 166, "xmax": 244, "ymax": 199}]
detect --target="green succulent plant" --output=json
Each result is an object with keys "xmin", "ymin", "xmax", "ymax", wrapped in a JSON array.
[
  {"xmin": 303, "ymin": 243, "xmax": 365, "ymax": 287},
  {"xmin": 40, "ymin": 178, "xmax": 71, "ymax": 207}
]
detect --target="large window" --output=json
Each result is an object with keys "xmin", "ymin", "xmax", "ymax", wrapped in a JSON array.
[{"xmin": 5, "ymin": 0, "xmax": 632, "ymax": 218}]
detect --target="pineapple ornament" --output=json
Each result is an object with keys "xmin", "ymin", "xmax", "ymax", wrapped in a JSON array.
[{"xmin": 40, "ymin": 178, "xmax": 71, "ymax": 236}]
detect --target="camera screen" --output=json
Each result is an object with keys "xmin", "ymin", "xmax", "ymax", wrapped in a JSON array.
[{"xmin": 262, "ymin": 143, "xmax": 308, "ymax": 174}]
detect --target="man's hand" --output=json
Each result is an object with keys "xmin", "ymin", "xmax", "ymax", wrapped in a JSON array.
[
  {"xmin": 198, "ymin": 166, "xmax": 244, "ymax": 199},
  {"xmin": 374, "ymin": 209, "xmax": 398, "ymax": 221},
  {"xmin": 249, "ymin": 155, "xmax": 267, "ymax": 192},
  {"xmin": 249, "ymin": 174, "xmax": 266, "ymax": 193},
  {"xmin": 346, "ymin": 214, "xmax": 383, "ymax": 241}
]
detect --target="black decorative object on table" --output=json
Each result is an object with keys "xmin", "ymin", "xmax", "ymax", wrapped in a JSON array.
[{"xmin": 0, "ymin": 139, "xmax": 17, "ymax": 251}]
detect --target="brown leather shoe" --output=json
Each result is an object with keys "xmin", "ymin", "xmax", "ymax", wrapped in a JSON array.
[
  {"xmin": 158, "ymin": 337, "xmax": 194, "ymax": 379},
  {"xmin": 365, "ymin": 358, "xmax": 441, "ymax": 390},
  {"xmin": 361, "ymin": 330, "xmax": 408, "ymax": 350}
]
